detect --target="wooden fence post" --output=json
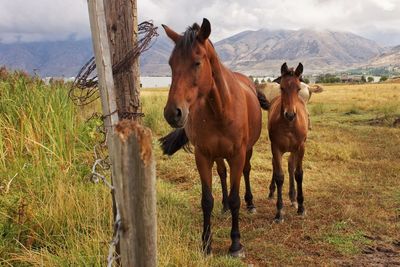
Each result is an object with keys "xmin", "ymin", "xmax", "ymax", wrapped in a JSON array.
[
  {"xmin": 113, "ymin": 121, "xmax": 157, "ymax": 266},
  {"xmin": 87, "ymin": 0, "xmax": 119, "ymax": 130},
  {"xmin": 104, "ymin": 0, "xmax": 142, "ymax": 117},
  {"xmin": 87, "ymin": 0, "xmax": 157, "ymax": 266},
  {"xmin": 87, "ymin": 0, "xmax": 121, "ymax": 262}
]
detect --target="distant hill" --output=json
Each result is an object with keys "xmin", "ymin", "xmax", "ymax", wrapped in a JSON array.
[
  {"xmin": 367, "ymin": 45, "xmax": 400, "ymax": 67},
  {"xmin": 0, "ymin": 29, "xmax": 397, "ymax": 77},
  {"xmin": 0, "ymin": 39, "xmax": 93, "ymax": 77},
  {"xmin": 214, "ymin": 29, "xmax": 383, "ymax": 75},
  {"xmin": 140, "ymin": 36, "xmax": 173, "ymax": 76}
]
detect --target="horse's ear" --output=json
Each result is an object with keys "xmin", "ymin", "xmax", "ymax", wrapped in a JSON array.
[
  {"xmin": 295, "ymin": 63, "xmax": 303, "ymax": 77},
  {"xmin": 281, "ymin": 62, "xmax": 289, "ymax": 76},
  {"xmin": 162, "ymin": 24, "xmax": 181, "ymax": 44},
  {"xmin": 197, "ymin": 18, "xmax": 211, "ymax": 43}
]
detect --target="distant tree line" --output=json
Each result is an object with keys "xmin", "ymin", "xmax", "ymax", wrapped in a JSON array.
[
  {"xmin": 316, "ymin": 73, "xmax": 389, "ymax": 83},
  {"xmin": 249, "ymin": 75, "xmax": 308, "ymax": 84},
  {"xmin": 316, "ymin": 74, "xmax": 341, "ymax": 83},
  {"xmin": 249, "ymin": 73, "xmax": 389, "ymax": 84}
]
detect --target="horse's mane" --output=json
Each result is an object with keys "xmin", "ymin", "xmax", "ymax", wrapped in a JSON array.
[
  {"xmin": 285, "ymin": 68, "xmax": 296, "ymax": 77},
  {"xmin": 175, "ymin": 23, "xmax": 214, "ymax": 55}
]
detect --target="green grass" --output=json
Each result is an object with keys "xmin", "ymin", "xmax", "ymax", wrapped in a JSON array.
[
  {"xmin": 310, "ymin": 103, "xmax": 325, "ymax": 115},
  {"xmin": 323, "ymin": 221, "xmax": 371, "ymax": 255},
  {"xmin": 1, "ymin": 73, "xmax": 399, "ymax": 266}
]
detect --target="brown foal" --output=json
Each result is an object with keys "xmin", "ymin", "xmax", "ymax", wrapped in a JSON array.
[{"xmin": 267, "ymin": 63, "xmax": 308, "ymax": 222}]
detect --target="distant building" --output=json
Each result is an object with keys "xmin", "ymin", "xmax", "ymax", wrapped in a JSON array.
[
  {"xmin": 43, "ymin": 76, "xmax": 75, "ymax": 85},
  {"xmin": 340, "ymin": 74, "xmax": 362, "ymax": 83}
]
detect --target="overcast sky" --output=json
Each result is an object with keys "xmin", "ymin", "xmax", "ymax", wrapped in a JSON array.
[{"xmin": 0, "ymin": 0, "xmax": 399, "ymax": 46}]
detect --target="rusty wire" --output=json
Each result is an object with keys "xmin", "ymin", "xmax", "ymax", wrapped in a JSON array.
[
  {"xmin": 75, "ymin": 21, "xmax": 158, "ymax": 265},
  {"xmin": 88, "ymin": 120, "xmax": 120, "ymax": 266},
  {"xmin": 69, "ymin": 57, "xmax": 98, "ymax": 106},
  {"xmin": 70, "ymin": 21, "xmax": 158, "ymax": 106}
]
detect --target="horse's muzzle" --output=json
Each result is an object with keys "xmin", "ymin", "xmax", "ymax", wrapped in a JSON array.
[
  {"xmin": 164, "ymin": 105, "xmax": 188, "ymax": 128},
  {"xmin": 284, "ymin": 111, "xmax": 296, "ymax": 122}
]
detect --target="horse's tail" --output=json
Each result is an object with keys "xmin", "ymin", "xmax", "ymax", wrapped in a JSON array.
[
  {"xmin": 256, "ymin": 88, "xmax": 270, "ymax": 110},
  {"xmin": 159, "ymin": 128, "xmax": 190, "ymax": 155},
  {"xmin": 309, "ymin": 84, "xmax": 323, "ymax": 93}
]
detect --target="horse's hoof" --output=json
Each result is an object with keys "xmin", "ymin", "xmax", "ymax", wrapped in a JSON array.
[
  {"xmin": 204, "ymin": 251, "xmax": 213, "ymax": 257},
  {"xmin": 229, "ymin": 246, "xmax": 245, "ymax": 258},
  {"xmin": 203, "ymin": 245, "xmax": 212, "ymax": 256},
  {"xmin": 274, "ymin": 217, "xmax": 284, "ymax": 224},
  {"xmin": 247, "ymin": 206, "xmax": 257, "ymax": 214},
  {"xmin": 297, "ymin": 209, "xmax": 306, "ymax": 217},
  {"xmin": 291, "ymin": 201, "xmax": 298, "ymax": 209}
]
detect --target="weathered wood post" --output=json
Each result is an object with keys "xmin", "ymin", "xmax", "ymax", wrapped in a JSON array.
[
  {"xmin": 86, "ymin": 0, "xmax": 121, "ymax": 263},
  {"xmin": 113, "ymin": 121, "xmax": 157, "ymax": 266},
  {"xmin": 87, "ymin": 0, "xmax": 119, "ymax": 131},
  {"xmin": 87, "ymin": 0, "xmax": 157, "ymax": 266},
  {"xmin": 104, "ymin": 0, "xmax": 141, "ymax": 117}
]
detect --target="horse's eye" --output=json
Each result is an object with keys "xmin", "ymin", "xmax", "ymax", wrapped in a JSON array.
[{"xmin": 194, "ymin": 61, "xmax": 201, "ymax": 67}]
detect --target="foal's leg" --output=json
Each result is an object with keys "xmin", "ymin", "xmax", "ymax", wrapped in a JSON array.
[
  {"xmin": 272, "ymin": 146, "xmax": 285, "ymax": 223},
  {"xmin": 216, "ymin": 158, "xmax": 229, "ymax": 213},
  {"xmin": 268, "ymin": 176, "xmax": 276, "ymax": 199},
  {"xmin": 227, "ymin": 149, "xmax": 246, "ymax": 257},
  {"xmin": 243, "ymin": 148, "xmax": 256, "ymax": 213},
  {"xmin": 288, "ymin": 153, "xmax": 297, "ymax": 208},
  {"xmin": 295, "ymin": 145, "xmax": 306, "ymax": 216},
  {"xmin": 195, "ymin": 151, "xmax": 214, "ymax": 255}
]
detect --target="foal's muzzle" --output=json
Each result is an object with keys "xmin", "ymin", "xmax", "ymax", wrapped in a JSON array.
[
  {"xmin": 284, "ymin": 111, "xmax": 296, "ymax": 122},
  {"xmin": 164, "ymin": 105, "xmax": 188, "ymax": 128}
]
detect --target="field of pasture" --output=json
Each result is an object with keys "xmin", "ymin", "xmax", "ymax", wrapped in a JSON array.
[{"xmin": 0, "ymin": 71, "xmax": 399, "ymax": 266}]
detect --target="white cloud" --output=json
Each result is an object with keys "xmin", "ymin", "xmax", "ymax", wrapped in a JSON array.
[
  {"xmin": 0, "ymin": 0, "xmax": 89, "ymax": 43},
  {"xmin": 0, "ymin": 0, "xmax": 399, "ymax": 45}
]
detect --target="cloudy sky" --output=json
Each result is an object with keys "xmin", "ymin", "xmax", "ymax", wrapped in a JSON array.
[{"xmin": 0, "ymin": 0, "xmax": 399, "ymax": 46}]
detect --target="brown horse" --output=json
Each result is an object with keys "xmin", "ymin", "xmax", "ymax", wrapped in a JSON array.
[
  {"xmin": 160, "ymin": 18, "xmax": 268, "ymax": 257},
  {"xmin": 267, "ymin": 63, "xmax": 308, "ymax": 223}
]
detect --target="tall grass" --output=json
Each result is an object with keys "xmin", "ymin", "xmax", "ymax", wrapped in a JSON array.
[{"xmin": 0, "ymin": 71, "xmax": 112, "ymax": 265}]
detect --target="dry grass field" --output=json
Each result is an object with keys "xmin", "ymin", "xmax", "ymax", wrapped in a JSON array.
[
  {"xmin": 147, "ymin": 83, "xmax": 400, "ymax": 266},
  {"xmin": 0, "ymin": 72, "xmax": 399, "ymax": 266}
]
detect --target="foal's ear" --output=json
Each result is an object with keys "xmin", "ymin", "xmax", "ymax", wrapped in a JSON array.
[
  {"xmin": 281, "ymin": 62, "xmax": 289, "ymax": 75},
  {"xmin": 295, "ymin": 63, "xmax": 304, "ymax": 77},
  {"xmin": 197, "ymin": 18, "xmax": 211, "ymax": 43},
  {"xmin": 162, "ymin": 24, "xmax": 181, "ymax": 44}
]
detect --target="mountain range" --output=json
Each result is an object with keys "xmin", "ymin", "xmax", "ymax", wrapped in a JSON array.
[{"xmin": 0, "ymin": 29, "xmax": 398, "ymax": 77}]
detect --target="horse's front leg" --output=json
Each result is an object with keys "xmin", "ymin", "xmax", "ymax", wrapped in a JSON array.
[
  {"xmin": 288, "ymin": 152, "xmax": 297, "ymax": 208},
  {"xmin": 243, "ymin": 148, "xmax": 256, "ymax": 213},
  {"xmin": 216, "ymin": 158, "xmax": 229, "ymax": 213},
  {"xmin": 195, "ymin": 150, "xmax": 214, "ymax": 255},
  {"xmin": 295, "ymin": 145, "xmax": 306, "ymax": 216},
  {"xmin": 227, "ymin": 148, "xmax": 246, "ymax": 257},
  {"xmin": 272, "ymin": 146, "xmax": 284, "ymax": 223}
]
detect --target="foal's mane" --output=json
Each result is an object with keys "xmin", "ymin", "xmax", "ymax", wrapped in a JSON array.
[
  {"xmin": 272, "ymin": 68, "xmax": 303, "ymax": 84},
  {"xmin": 174, "ymin": 23, "xmax": 214, "ymax": 55},
  {"xmin": 284, "ymin": 68, "xmax": 296, "ymax": 77}
]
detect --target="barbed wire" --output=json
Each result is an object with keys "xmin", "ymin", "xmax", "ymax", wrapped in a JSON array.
[
  {"xmin": 89, "ymin": 123, "xmax": 122, "ymax": 266},
  {"xmin": 71, "ymin": 20, "xmax": 158, "ymax": 266},
  {"xmin": 107, "ymin": 212, "xmax": 121, "ymax": 267},
  {"xmin": 70, "ymin": 21, "xmax": 158, "ymax": 106}
]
